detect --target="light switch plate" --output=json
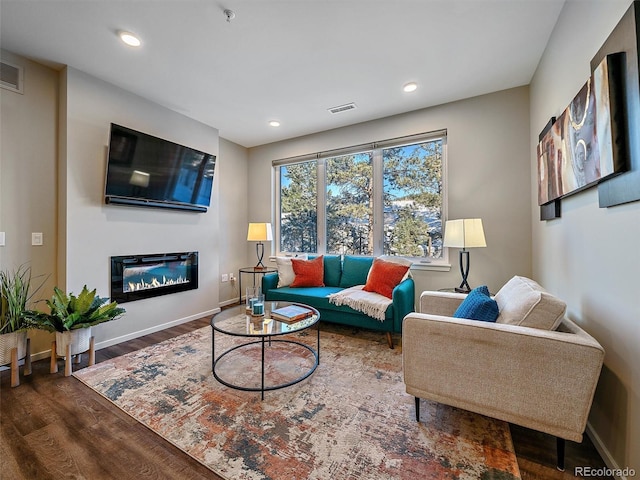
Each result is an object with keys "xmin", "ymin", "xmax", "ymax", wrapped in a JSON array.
[
  {"xmin": 0, "ymin": 232, "xmax": 5, "ymax": 246},
  {"xmin": 31, "ymin": 232, "xmax": 43, "ymax": 246}
]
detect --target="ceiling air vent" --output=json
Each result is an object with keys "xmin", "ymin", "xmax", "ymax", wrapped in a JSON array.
[
  {"xmin": 1, "ymin": 60, "xmax": 23, "ymax": 94},
  {"xmin": 328, "ymin": 102, "xmax": 357, "ymax": 114}
]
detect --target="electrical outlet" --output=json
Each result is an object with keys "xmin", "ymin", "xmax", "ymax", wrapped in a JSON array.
[
  {"xmin": 229, "ymin": 273, "xmax": 236, "ymax": 282},
  {"xmin": 221, "ymin": 274, "xmax": 229, "ymax": 282},
  {"xmin": 31, "ymin": 232, "xmax": 43, "ymax": 246}
]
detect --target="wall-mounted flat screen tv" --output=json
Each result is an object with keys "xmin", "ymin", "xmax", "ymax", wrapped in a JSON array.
[{"xmin": 104, "ymin": 123, "xmax": 216, "ymax": 212}]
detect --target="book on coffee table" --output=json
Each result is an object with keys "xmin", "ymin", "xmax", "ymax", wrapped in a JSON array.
[{"xmin": 271, "ymin": 305, "xmax": 313, "ymax": 323}]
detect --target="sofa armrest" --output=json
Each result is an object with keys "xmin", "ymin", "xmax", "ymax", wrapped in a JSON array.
[
  {"xmin": 392, "ymin": 277, "xmax": 415, "ymax": 332},
  {"xmin": 262, "ymin": 272, "xmax": 279, "ymax": 294},
  {"xmin": 419, "ymin": 290, "xmax": 466, "ymax": 316},
  {"xmin": 402, "ymin": 313, "xmax": 604, "ymax": 442}
]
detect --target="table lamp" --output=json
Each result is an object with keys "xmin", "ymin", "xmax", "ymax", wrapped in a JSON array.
[
  {"xmin": 247, "ymin": 222, "xmax": 273, "ymax": 269},
  {"xmin": 443, "ymin": 218, "xmax": 486, "ymax": 293}
]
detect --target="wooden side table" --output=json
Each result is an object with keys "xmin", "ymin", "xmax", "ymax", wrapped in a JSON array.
[
  {"xmin": 438, "ymin": 287, "xmax": 494, "ymax": 295},
  {"xmin": 237, "ymin": 266, "xmax": 277, "ymax": 304},
  {"xmin": 438, "ymin": 288, "xmax": 470, "ymax": 294}
]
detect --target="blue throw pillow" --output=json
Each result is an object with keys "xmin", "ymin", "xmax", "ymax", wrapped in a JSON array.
[
  {"xmin": 323, "ymin": 255, "xmax": 343, "ymax": 287},
  {"xmin": 308, "ymin": 255, "xmax": 342, "ymax": 286},
  {"xmin": 339, "ymin": 256, "xmax": 374, "ymax": 288},
  {"xmin": 453, "ymin": 286, "xmax": 499, "ymax": 322}
]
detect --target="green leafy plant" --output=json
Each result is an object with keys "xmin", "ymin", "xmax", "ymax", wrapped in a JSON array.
[
  {"xmin": 31, "ymin": 285, "xmax": 125, "ymax": 332},
  {"xmin": 1, "ymin": 265, "xmax": 46, "ymax": 334}
]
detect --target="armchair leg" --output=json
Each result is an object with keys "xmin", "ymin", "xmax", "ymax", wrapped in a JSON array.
[
  {"xmin": 385, "ymin": 332, "xmax": 394, "ymax": 349},
  {"xmin": 556, "ymin": 437, "xmax": 565, "ymax": 471},
  {"xmin": 415, "ymin": 397, "xmax": 420, "ymax": 422}
]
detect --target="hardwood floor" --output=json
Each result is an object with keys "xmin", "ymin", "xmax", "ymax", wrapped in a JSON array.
[{"xmin": 1, "ymin": 317, "xmax": 612, "ymax": 479}]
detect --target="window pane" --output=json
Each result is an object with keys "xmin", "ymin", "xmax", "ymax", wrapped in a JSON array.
[
  {"xmin": 326, "ymin": 152, "xmax": 373, "ymax": 255},
  {"xmin": 383, "ymin": 140, "xmax": 443, "ymax": 258},
  {"xmin": 280, "ymin": 162, "xmax": 317, "ymax": 252}
]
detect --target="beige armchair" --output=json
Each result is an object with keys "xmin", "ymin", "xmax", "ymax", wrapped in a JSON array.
[{"xmin": 402, "ymin": 277, "xmax": 605, "ymax": 470}]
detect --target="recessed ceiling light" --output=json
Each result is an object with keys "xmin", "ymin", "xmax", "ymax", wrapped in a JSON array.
[
  {"xmin": 118, "ymin": 31, "xmax": 141, "ymax": 47},
  {"xmin": 269, "ymin": 120, "xmax": 281, "ymax": 127},
  {"xmin": 403, "ymin": 82, "xmax": 418, "ymax": 93}
]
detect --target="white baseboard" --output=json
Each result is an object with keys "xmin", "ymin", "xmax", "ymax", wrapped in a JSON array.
[
  {"xmin": 19, "ymin": 308, "xmax": 221, "ymax": 363},
  {"xmin": 94, "ymin": 308, "xmax": 220, "ymax": 350},
  {"xmin": 586, "ymin": 422, "xmax": 628, "ymax": 480},
  {"xmin": 219, "ymin": 297, "xmax": 241, "ymax": 307},
  {"xmin": 1, "ymin": 346, "xmax": 53, "ymax": 365},
  {"xmin": 28, "ymin": 350, "xmax": 51, "ymax": 363}
]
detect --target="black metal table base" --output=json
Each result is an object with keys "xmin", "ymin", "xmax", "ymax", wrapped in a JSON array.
[{"xmin": 212, "ymin": 329, "xmax": 320, "ymax": 400}]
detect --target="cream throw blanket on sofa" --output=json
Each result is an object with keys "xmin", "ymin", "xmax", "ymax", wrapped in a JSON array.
[{"xmin": 328, "ymin": 285, "xmax": 392, "ymax": 321}]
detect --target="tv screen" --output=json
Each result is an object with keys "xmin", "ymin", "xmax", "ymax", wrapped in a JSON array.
[{"xmin": 104, "ymin": 124, "xmax": 216, "ymax": 212}]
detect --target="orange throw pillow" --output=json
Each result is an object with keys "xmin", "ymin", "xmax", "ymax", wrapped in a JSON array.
[
  {"xmin": 363, "ymin": 258, "xmax": 410, "ymax": 299},
  {"xmin": 290, "ymin": 255, "xmax": 325, "ymax": 287}
]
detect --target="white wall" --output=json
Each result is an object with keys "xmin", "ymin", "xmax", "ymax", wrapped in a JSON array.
[
  {"xmin": 530, "ymin": 0, "xmax": 639, "ymax": 471},
  {"xmin": 218, "ymin": 138, "xmax": 249, "ymax": 305},
  {"xmin": 0, "ymin": 50, "xmax": 59, "ymax": 354},
  {"xmin": 0, "ymin": 51, "xmax": 57, "ymax": 272},
  {"xmin": 1, "ymin": 53, "xmax": 240, "ymax": 357},
  {"xmin": 1, "ymin": 53, "xmax": 246, "ymax": 356},
  {"xmin": 59, "ymin": 67, "xmax": 220, "ymax": 348},
  {"xmin": 248, "ymin": 87, "xmax": 533, "ymax": 297}
]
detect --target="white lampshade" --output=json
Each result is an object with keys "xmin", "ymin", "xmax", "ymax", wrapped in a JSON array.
[
  {"xmin": 443, "ymin": 219, "xmax": 486, "ymax": 249},
  {"xmin": 247, "ymin": 223, "xmax": 273, "ymax": 242}
]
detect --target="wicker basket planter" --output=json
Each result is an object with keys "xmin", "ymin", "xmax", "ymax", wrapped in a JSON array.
[
  {"xmin": 0, "ymin": 330, "xmax": 31, "ymax": 387},
  {"xmin": 55, "ymin": 328, "xmax": 92, "ymax": 357},
  {"xmin": 51, "ymin": 327, "xmax": 95, "ymax": 377},
  {"xmin": 28, "ymin": 286, "xmax": 124, "ymax": 377},
  {"xmin": 0, "ymin": 330, "xmax": 27, "ymax": 365}
]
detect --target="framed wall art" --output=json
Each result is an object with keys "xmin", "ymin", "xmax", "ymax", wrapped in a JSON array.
[
  {"xmin": 537, "ymin": 52, "xmax": 627, "ymax": 210},
  {"xmin": 593, "ymin": 0, "xmax": 640, "ymax": 207}
]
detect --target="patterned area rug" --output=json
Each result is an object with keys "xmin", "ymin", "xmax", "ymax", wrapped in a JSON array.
[{"xmin": 74, "ymin": 325, "xmax": 521, "ymax": 480}]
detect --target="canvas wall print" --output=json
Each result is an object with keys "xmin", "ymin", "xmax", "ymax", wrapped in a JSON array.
[{"xmin": 537, "ymin": 53, "xmax": 626, "ymax": 206}]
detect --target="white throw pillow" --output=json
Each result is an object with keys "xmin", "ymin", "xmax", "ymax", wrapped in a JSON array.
[
  {"xmin": 494, "ymin": 276, "xmax": 566, "ymax": 330},
  {"xmin": 275, "ymin": 254, "xmax": 308, "ymax": 287}
]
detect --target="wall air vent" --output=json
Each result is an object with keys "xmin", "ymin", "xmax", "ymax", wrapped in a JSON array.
[
  {"xmin": 328, "ymin": 102, "xmax": 357, "ymax": 114},
  {"xmin": 0, "ymin": 60, "xmax": 23, "ymax": 94}
]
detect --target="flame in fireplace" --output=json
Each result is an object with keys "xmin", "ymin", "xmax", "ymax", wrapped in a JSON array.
[
  {"xmin": 125, "ymin": 275, "xmax": 190, "ymax": 293},
  {"xmin": 111, "ymin": 252, "xmax": 198, "ymax": 303}
]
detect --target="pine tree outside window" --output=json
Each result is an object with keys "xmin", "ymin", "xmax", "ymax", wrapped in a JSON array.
[
  {"xmin": 383, "ymin": 140, "xmax": 444, "ymax": 259},
  {"xmin": 279, "ymin": 161, "xmax": 318, "ymax": 253},
  {"xmin": 326, "ymin": 152, "xmax": 374, "ymax": 256},
  {"xmin": 275, "ymin": 131, "xmax": 446, "ymax": 264}
]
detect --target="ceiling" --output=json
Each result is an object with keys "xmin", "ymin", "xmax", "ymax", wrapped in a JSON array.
[{"xmin": 0, "ymin": 0, "xmax": 565, "ymax": 148}]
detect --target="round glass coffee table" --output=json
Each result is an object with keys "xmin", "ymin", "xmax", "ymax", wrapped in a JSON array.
[{"xmin": 211, "ymin": 301, "xmax": 320, "ymax": 400}]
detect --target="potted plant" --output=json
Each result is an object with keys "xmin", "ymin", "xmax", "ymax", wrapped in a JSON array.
[
  {"xmin": 0, "ymin": 264, "xmax": 45, "ymax": 386},
  {"xmin": 30, "ymin": 285, "xmax": 125, "ymax": 375}
]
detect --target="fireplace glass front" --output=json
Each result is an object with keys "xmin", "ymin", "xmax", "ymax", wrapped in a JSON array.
[{"xmin": 110, "ymin": 252, "xmax": 198, "ymax": 303}]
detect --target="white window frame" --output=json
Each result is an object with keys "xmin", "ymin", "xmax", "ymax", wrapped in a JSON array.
[{"xmin": 273, "ymin": 130, "xmax": 450, "ymax": 270}]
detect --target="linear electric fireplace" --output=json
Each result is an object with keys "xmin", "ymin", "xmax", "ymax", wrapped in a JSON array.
[{"xmin": 110, "ymin": 252, "xmax": 198, "ymax": 303}]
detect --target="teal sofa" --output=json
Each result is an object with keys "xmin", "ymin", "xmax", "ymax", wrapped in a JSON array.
[{"xmin": 262, "ymin": 255, "xmax": 415, "ymax": 348}]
